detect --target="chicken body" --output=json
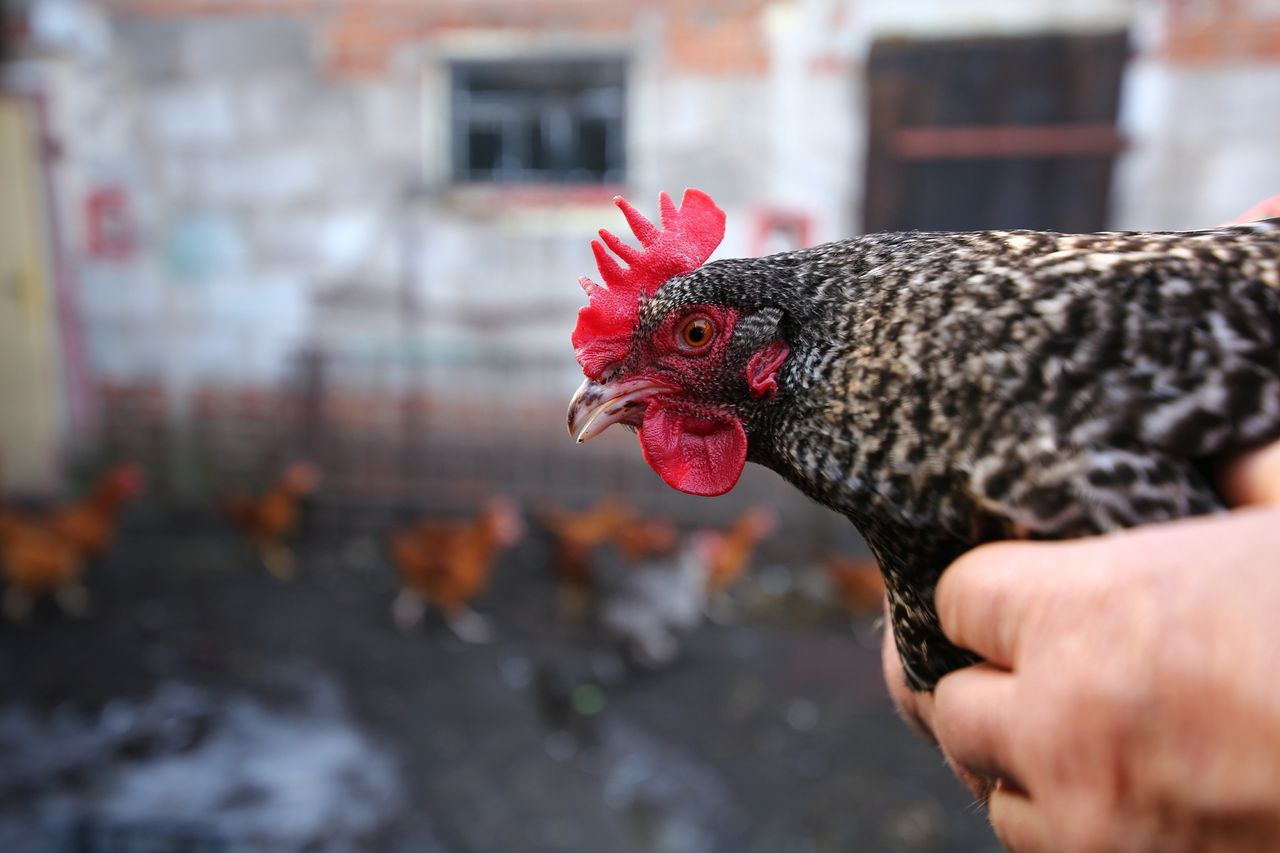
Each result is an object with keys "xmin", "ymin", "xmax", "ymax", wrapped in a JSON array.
[
  {"xmin": 748, "ymin": 225, "xmax": 1280, "ymax": 689},
  {"xmin": 47, "ymin": 464, "xmax": 144, "ymax": 559},
  {"xmin": 703, "ymin": 508, "xmax": 776, "ymax": 596},
  {"xmin": 222, "ymin": 462, "xmax": 318, "ymax": 579},
  {"xmin": 0, "ymin": 464, "xmax": 142, "ymax": 620},
  {"xmin": 389, "ymin": 498, "xmax": 523, "ymax": 641},
  {"xmin": 540, "ymin": 497, "xmax": 635, "ymax": 592},
  {"xmin": 595, "ymin": 529, "xmax": 712, "ymax": 668},
  {"xmin": 1, "ymin": 521, "xmax": 82, "ymax": 592},
  {"xmin": 0, "ymin": 521, "xmax": 87, "ymax": 620},
  {"xmin": 823, "ymin": 555, "xmax": 886, "ymax": 617},
  {"xmin": 569, "ymin": 192, "xmax": 1280, "ymax": 691}
]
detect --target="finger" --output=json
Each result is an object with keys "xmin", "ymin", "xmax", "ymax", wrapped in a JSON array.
[
  {"xmin": 933, "ymin": 664, "xmax": 1025, "ymax": 789},
  {"xmin": 1219, "ymin": 439, "xmax": 1280, "ymax": 508},
  {"xmin": 935, "ymin": 541, "xmax": 1059, "ymax": 667},
  {"xmin": 883, "ymin": 609, "xmax": 995, "ymax": 800},
  {"xmin": 988, "ymin": 783, "xmax": 1052, "ymax": 853},
  {"xmin": 1223, "ymin": 195, "xmax": 1280, "ymax": 225}
]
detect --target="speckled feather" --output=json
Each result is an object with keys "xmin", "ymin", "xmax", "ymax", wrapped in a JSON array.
[{"xmin": 638, "ymin": 220, "xmax": 1280, "ymax": 690}]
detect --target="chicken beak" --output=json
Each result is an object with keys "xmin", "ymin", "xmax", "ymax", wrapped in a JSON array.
[{"xmin": 567, "ymin": 377, "xmax": 674, "ymax": 444}]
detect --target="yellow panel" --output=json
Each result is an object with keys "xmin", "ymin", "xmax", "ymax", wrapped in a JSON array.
[{"xmin": 0, "ymin": 96, "xmax": 63, "ymax": 492}]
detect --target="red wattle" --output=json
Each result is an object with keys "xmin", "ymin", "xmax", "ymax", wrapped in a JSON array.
[{"xmin": 639, "ymin": 404, "xmax": 747, "ymax": 497}]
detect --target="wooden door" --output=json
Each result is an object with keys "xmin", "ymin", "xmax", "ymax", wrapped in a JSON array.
[
  {"xmin": 0, "ymin": 96, "xmax": 63, "ymax": 491},
  {"xmin": 863, "ymin": 33, "xmax": 1129, "ymax": 233}
]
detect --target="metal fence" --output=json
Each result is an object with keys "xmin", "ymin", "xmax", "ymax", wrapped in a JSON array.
[{"xmin": 92, "ymin": 348, "xmax": 860, "ymax": 559}]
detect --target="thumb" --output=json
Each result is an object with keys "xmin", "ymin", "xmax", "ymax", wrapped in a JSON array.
[
  {"xmin": 1219, "ymin": 439, "xmax": 1280, "ymax": 508},
  {"xmin": 1223, "ymin": 195, "xmax": 1280, "ymax": 224}
]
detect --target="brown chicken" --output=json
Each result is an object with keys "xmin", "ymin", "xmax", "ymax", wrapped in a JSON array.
[
  {"xmin": 1, "ymin": 518, "xmax": 85, "ymax": 621},
  {"xmin": 47, "ymin": 463, "xmax": 145, "ymax": 559},
  {"xmin": 823, "ymin": 554, "xmax": 886, "ymax": 618},
  {"xmin": 539, "ymin": 496, "xmax": 636, "ymax": 591},
  {"xmin": 389, "ymin": 497, "xmax": 524, "ymax": 642},
  {"xmin": 0, "ymin": 463, "xmax": 144, "ymax": 621},
  {"xmin": 702, "ymin": 507, "xmax": 777, "ymax": 596},
  {"xmin": 222, "ymin": 461, "xmax": 320, "ymax": 579},
  {"xmin": 609, "ymin": 515, "xmax": 680, "ymax": 562}
]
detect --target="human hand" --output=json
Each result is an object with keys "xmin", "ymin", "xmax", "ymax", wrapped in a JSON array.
[
  {"xmin": 1224, "ymin": 195, "xmax": 1280, "ymax": 225},
  {"xmin": 882, "ymin": 440, "xmax": 1280, "ymax": 851}
]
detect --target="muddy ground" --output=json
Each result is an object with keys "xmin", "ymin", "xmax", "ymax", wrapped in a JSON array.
[{"xmin": 0, "ymin": 513, "xmax": 998, "ymax": 852}]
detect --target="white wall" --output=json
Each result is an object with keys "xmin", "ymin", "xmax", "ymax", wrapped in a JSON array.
[
  {"xmin": 1113, "ymin": 61, "xmax": 1280, "ymax": 229},
  {"xmin": 26, "ymin": 0, "xmax": 1280, "ymax": 420}
]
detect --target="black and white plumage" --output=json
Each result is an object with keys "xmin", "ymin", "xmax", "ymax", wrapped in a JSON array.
[{"xmin": 568, "ymin": 191, "xmax": 1280, "ymax": 691}]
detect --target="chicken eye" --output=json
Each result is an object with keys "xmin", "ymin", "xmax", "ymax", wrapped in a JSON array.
[{"xmin": 678, "ymin": 316, "xmax": 715, "ymax": 351}]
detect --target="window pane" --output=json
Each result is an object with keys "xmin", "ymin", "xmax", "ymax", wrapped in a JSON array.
[
  {"xmin": 575, "ymin": 117, "xmax": 610, "ymax": 181},
  {"xmin": 467, "ymin": 127, "xmax": 503, "ymax": 178},
  {"xmin": 527, "ymin": 120, "xmax": 549, "ymax": 174},
  {"xmin": 450, "ymin": 59, "xmax": 626, "ymax": 185}
]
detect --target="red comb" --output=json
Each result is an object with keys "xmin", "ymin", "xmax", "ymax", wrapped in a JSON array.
[{"xmin": 572, "ymin": 189, "xmax": 726, "ymax": 378}]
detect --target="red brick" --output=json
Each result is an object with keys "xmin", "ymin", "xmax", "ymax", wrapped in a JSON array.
[
  {"xmin": 1161, "ymin": 0, "xmax": 1280, "ymax": 62},
  {"xmin": 665, "ymin": 1, "xmax": 771, "ymax": 75},
  {"xmin": 107, "ymin": 0, "xmax": 775, "ymax": 79}
]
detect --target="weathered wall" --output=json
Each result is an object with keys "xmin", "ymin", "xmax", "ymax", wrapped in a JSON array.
[
  {"xmin": 1113, "ymin": 0, "xmax": 1280, "ymax": 228},
  {"xmin": 53, "ymin": 1, "xmax": 795, "ymax": 414},
  {"xmin": 11, "ymin": 0, "xmax": 1280, "ymax": 421}
]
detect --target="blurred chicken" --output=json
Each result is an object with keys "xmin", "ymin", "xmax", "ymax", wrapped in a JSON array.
[
  {"xmin": 1, "ymin": 517, "xmax": 86, "ymax": 621},
  {"xmin": 389, "ymin": 497, "xmax": 524, "ymax": 643},
  {"xmin": 221, "ymin": 461, "xmax": 320, "ymax": 580},
  {"xmin": 703, "ymin": 507, "xmax": 777, "ymax": 597},
  {"xmin": 595, "ymin": 526, "xmax": 716, "ymax": 669},
  {"xmin": 538, "ymin": 496, "xmax": 636, "ymax": 610},
  {"xmin": 823, "ymin": 554, "xmax": 886, "ymax": 618},
  {"xmin": 47, "ymin": 463, "xmax": 145, "ymax": 560},
  {"xmin": 0, "ymin": 463, "xmax": 144, "ymax": 621},
  {"xmin": 609, "ymin": 515, "xmax": 680, "ymax": 562}
]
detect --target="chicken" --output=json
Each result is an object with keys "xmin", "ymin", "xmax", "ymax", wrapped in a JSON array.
[
  {"xmin": 608, "ymin": 514, "xmax": 680, "ymax": 561},
  {"xmin": 822, "ymin": 554, "xmax": 886, "ymax": 618},
  {"xmin": 539, "ymin": 496, "xmax": 635, "ymax": 592},
  {"xmin": 702, "ymin": 507, "xmax": 776, "ymax": 597},
  {"xmin": 1, "ymin": 518, "xmax": 85, "ymax": 620},
  {"xmin": 567, "ymin": 189, "xmax": 1280, "ymax": 691},
  {"xmin": 389, "ymin": 497, "xmax": 523, "ymax": 642},
  {"xmin": 595, "ymin": 527, "xmax": 716, "ymax": 669},
  {"xmin": 221, "ymin": 461, "xmax": 319, "ymax": 579},
  {"xmin": 0, "ymin": 463, "xmax": 144, "ymax": 620},
  {"xmin": 47, "ymin": 463, "xmax": 145, "ymax": 559}
]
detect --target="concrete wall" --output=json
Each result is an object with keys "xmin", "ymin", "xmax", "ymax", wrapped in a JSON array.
[
  {"xmin": 1113, "ymin": 0, "xmax": 1280, "ymax": 228},
  {"xmin": 51, "ymin": 4, "xmax": 795, "ymax": 415},
  {"xmin": 9, "ymin": 0, "xmax": 1280, "ymax": 428}
]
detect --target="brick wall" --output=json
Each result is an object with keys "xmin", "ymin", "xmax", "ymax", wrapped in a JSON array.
[
  {"xmin": 105, "ymin": 0, "xmax": 774, "ymax": 77},
  {"xmin": 1161, "ymin": 0, "xmax": 1280, "ymax": 63}
]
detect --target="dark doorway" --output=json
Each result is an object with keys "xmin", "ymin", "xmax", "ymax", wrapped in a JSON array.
[{"xmin": 862, "ymin": 33, "xmax": 1129, "ymax": 233}]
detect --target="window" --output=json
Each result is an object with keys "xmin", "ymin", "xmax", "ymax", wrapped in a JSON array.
[{"xmin": 450, "ymin": 58, "xmax": 626, "ymax": 185}]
